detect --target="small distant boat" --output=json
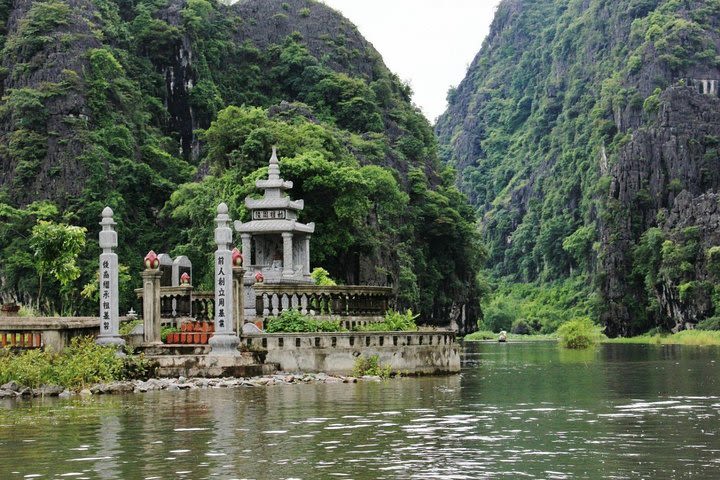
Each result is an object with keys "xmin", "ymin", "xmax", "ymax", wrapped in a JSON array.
[{"xmin": 498, "ymin": 331, "xmax": 507, "ymax": 343}]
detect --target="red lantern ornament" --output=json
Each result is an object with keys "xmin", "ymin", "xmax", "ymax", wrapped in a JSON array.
[
  {"xmin": 255, "ymin": 271, "xmax": 264, "ymax": 283},
  {"xmin": 232, "ymin": 247, "xmax": 244, "ymax": 267},
  {"xmin": 180, "ymin": 272, "xmax": 191, "ymax": 285},
  {"xmin": 144, "ymin": 250, "xmax": 159, "ymax": 269}
]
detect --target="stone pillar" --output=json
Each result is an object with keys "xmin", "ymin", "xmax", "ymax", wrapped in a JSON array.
[
  {"xmin": 282, "ymin": 232, "xmax": 294, "ymax": 277},
  {"xmin": 244, "ymin": 276, "xmax": 257, "ymax": 320},
  {"xmin": 304, "ymin": 235, "xmax": 311, "ymax": 278},
  {"xmin": 141, "ymin": 269, "xmax": 162, "ymax": 344},
  {"xmin": 233, "ymin": 266, "xmax": 245, "ymax": 336},
  {"xmin": 209, "ymin": 203, "xmax": 240, "ymax": 356},
  {"xmin": 241, "ymin": 234, "xmax": 252, "ymax": 269},
  {"xmin": 96, "ymin": 207, "xmax": 125, "ymax": 350}
]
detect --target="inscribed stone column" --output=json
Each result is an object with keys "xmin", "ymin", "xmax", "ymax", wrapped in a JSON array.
[
  {"xmin": 96, "ymin": 207, "xmax": 125, "ymax": 350},
  {"xmin": 209, "ymin": 203, "xmax": 240, "ymax": 355},
  {"xmin": 282, "ymin": 232, "xmax": 294, "ymax": 277},
  {"xmin": 141, "ymin": 267, "xmax": 162, "ymax": 344}
]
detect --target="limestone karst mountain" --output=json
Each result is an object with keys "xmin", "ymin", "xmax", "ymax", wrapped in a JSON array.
[
  {"xmin": 436, "ymin": 0, "xmax": 720, "ymax": 335},
  {"xmin": 0, "ymin": 0, "xmax": 482, "ymax": 331}
]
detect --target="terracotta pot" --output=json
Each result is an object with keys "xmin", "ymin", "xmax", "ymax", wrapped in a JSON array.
[
  {"xmin": 200, "ymin": 333, "xmax": 208, "ymax": 344},
  {"xmin": 179, "ymin": 333, "xmax": 186, "ymax": 343}
]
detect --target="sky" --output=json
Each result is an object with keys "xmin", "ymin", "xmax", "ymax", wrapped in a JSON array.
[{"xmin": 319, "ymin": 0, "xmax": 503, "ymax": 122}]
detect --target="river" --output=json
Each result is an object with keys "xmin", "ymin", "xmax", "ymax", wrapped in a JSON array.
[{"xmin": 1, "ymin": 342, "xmax": 719, "ymax": 479}]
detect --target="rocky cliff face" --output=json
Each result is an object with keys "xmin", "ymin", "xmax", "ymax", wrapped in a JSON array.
[{"xmin": 437, "ymin": 0, "xmax": 720, "ymax": 334}]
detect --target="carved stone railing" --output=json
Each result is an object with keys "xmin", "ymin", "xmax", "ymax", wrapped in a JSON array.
[
  {"xmin": 133, "ymin": 286, "xmax": 217, "ymax": 324},
  {"xmin": 254, "ymin": 285, "xmax": 393, "ymax": 318},
  {"xmin": 191, "ymin": 291, "xmax": 214, "ymax": 322},
  {"xmin": 0, "ymin": 317, "xmax": 100, "ymax": 352}
]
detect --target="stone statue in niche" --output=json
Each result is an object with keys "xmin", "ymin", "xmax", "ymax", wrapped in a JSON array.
[{"xmin": 272, "ymin": 249, "xmax": 283, "ymax": 270}]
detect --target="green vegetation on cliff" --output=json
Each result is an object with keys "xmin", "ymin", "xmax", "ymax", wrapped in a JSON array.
[
  {"xmin": 438, "ymin": 0, "xmax": 720, "ymax": 335},
  {"xmin": 0, "ymin": 0, "xmax": 483, "ymax": 331}
]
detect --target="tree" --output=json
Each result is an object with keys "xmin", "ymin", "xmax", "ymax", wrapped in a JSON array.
[{"xmin": 29, "ymin": 221, "xmax": 86, "ymax": 312}]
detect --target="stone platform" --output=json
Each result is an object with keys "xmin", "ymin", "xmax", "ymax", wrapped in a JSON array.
[{"xmin": 141, "ymin": 345, "xmax": 278, "ymax": 378}]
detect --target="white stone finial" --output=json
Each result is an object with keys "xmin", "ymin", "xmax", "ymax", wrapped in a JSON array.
[
  {"xmin": 99, "ymin": 206, "xmax": 117, "ymax": 252},
  {"xmin": 268, "ymin": 146, "xmax": 281, "ymax": 181},
  {"xmin": 215, "ymin": 203, "xmax": 232, "ymax": 249}
]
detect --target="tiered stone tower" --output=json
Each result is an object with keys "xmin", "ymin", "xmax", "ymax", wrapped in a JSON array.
[{"xmin": 234, "ymin": 147, "xmax": 315, "ymax": 284}]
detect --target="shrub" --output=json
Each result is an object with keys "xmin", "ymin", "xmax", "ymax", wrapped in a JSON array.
[
  {"xmin": 0, "ymin": 336, "xmax": 149, "ymax": 389},
  {"xmin": 310, "ymin": 267, "xmax": 336, "ymax": 286},
  {"xmin": 265, "ymin": 309, "xmax": 343, "ymax": 333},
  {"xmin": 511, "ymin": 319, "xmax": 532, "ymax": 335},
  {"xmin": 353, "ymin": 354, "xmax": 391, "ymax": 378},
  {"xmin": 696, "ymin": 317, "xmax": 720, "ymax": 331},
  {"xmin": 355, "ymin": 309, "xmax": 418, "ymax": 332},
  {"xmin": 160, "ymin": 326, "xmax": 179, "ymax": 342},
  {"xmin": 119, "ymin": 318, "xmax": 141, "ymax": 336},
  {"xmin": 557, "ymin": 317, "xmax": 604, "ymax": 349}
]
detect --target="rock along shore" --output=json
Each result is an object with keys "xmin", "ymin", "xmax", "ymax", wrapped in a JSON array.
[{"xmin": 0, "ymin": 373, "xmax": 386, "ymax": 400}]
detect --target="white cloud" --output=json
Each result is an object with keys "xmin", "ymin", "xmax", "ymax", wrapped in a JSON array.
[{"xmin": 319, "ymin": 0, "xmax": 502, "ymax": 122}]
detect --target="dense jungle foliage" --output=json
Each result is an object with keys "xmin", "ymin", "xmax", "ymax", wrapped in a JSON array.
[
  {"xmin": 437, "ymin": 0, "xmax": 720, "ymax": 335},
  {"xmin": 0, "ymin": 0, "xmax": 483, "ymax": 330}
]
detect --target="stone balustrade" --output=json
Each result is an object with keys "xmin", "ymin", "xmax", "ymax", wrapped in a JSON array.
[
  {"xmin": 135, "ymin": 286, "xmax": 203, "ymax": 323},
  {"xmin": 241, "ymin": 330, "xmax": 459, "ymax": 375},
  {"xmin": 254, "ymin": 284, "xmax": 392, "ymax": 318},
  {"xmin": 0, "ymin": 317, "xmax": 100, "ymax": 352}
]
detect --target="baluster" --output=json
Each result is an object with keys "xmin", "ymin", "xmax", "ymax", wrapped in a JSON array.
[
  {"xmin": 271, "ymin": 293, "xmax": 279, "ymax": 316},
  {"xmin": 263, "ymin": 293, "xmax": 270, "ymax": 316},
  {"xmin": 291, "ymin": 292, "xmax": 299, "ymax": 310},
  {"xmin": 308, "ymin": 292, "xmax": 316, "ymax": 316},
  {"xmin": 281, "ymin": 293, "xmax": 289, "ymax": 312},
  {"xmin": 300, "ymin": 293, "xmax": 307, "ymax": 315}
]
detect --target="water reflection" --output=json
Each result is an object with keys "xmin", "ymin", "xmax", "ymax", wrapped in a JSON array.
[{"xmin": 0, "ymin": 343, "xmax": 718, "ymax": 479}]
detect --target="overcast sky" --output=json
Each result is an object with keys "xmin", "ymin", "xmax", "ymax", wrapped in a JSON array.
[{"xmin": 319, "ymin": 0, "xmax": 503, "ymax": 123}]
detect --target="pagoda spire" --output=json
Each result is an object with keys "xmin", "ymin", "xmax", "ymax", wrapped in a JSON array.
[{"xmin": 268, "ymin": 145, "xmax": 280, "ymax": 181}]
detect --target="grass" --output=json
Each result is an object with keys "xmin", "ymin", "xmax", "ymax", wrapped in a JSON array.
[
  {"xmin": 604, "ymin": 330, "xmax": 720, "ymax": 346},
  {"xmin": 464, "ymin": 330, "xmax": 557, "ymax": 342},
  {"xmin": 467, "ymin": 325, "xmax": 720, "ymax": 347}
]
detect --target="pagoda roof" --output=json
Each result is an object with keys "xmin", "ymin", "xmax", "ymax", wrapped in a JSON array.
[
  {"xmin": 234, "ymin": 219, "xmax": 315, "ymax": 234},
  {"xmin": 245, "ymin": 197, "xmax": 304, "ymax": 211},
  {"xmin": 256, "ymin": 179, "xmax": 293, "ymax": 190}
]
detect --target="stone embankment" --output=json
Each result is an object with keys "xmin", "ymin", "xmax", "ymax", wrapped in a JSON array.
[{"xmin": 0, "ymin": 373, "xmax": 383, "ymax": 400}]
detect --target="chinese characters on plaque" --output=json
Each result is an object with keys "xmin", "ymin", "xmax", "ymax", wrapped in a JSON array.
[{"xmin": 252, "ymin": 209, "xmax": 287, "ymax": 220}]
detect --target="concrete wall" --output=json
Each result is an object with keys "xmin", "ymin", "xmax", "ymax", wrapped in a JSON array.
[{"xmin": 241, "ymin": 331, "xmax": 460, "ymax": 375}]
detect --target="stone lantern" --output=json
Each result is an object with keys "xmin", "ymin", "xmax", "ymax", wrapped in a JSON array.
[{"xmin": 234, "ymin": 146, "xmax": 314, "ymax": 284}]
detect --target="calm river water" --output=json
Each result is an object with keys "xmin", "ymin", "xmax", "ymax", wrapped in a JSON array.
[{"xmin": 1, "ymin": 342, "xmax": 719, "ymax": 479}]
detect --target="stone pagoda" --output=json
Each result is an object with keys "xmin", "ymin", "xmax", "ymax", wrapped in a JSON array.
[{"xmin": 234, "ymin": 147, "xmax": 315, "ymax": 284}]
